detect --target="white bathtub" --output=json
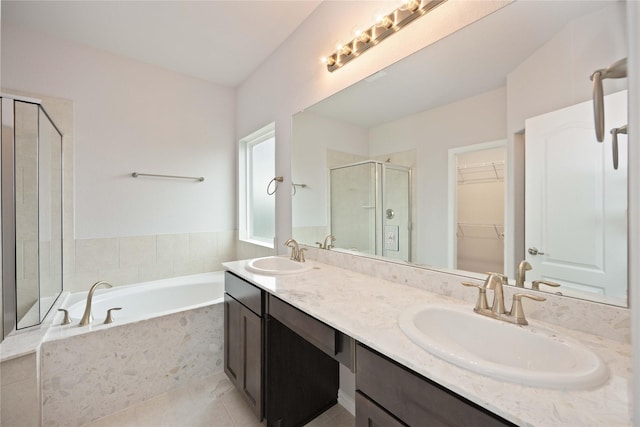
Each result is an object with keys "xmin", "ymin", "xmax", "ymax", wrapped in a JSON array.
[
  {"xmin": 42, "ymin": 271, "xmax": 226, "ymax": 426},
  {"xmin": 60, "ymin": 271, "xmax": 224, "ymax": 325}
]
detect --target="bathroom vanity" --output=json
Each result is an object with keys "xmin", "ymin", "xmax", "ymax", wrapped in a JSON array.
[{"xmin": 223, "ymin": 257, "xmax": 631, "ymax": 426}]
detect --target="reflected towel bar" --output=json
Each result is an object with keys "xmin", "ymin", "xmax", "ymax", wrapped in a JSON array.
[{"xmin": 131, "ymin": 172, "xmax": 205, "ymax": 182}]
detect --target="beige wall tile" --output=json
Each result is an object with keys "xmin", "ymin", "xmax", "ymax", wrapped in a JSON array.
[
  {"xmin": 173, "ymin": 259, "xmax": 204, "ymax": 277},
  {"xmin": 157, "ymin": 234, "xmax": 189, "ymax": 264},
  {"xmin": 189, "ymin": 232, "xmax": 217, "ymax": 258},
  {"xmin": 76, "ymin": 238, "xmax": 119, "ymax": 272},
  {"xmin": 217, "ymin": 230, "xmax": 237, "ymax": 259},
  {"xmin": 138, "ymin": 262, "xmax": 174, "ymax": 283},
  {"xmin": 119, "ymin": 235, "xmax": 157, "ymax": 267},
  {"xmin": 97, "ymin": 266, "xmax": 140, "ymax": 287},
  {"xmin": 66, "ymin": 270, "xmax": 99, "ymax": 293}
]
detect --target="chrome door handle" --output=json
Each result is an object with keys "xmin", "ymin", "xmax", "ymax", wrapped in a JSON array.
[{"xmin": 528, "ymin": 247, "xmax": 544, "ymax": 256}]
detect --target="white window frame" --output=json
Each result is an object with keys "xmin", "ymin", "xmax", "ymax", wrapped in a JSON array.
[{"xmin": 239, "ymin": 122, "xmax": 276, "ymax": 248}]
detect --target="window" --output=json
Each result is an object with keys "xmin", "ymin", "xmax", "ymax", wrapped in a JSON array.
[{"xmin": 239, "ymin": 123, "xmax": 276, "ymax": 247}]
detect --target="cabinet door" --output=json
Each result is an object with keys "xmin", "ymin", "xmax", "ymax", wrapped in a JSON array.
[
  {"xmin": 224, "ymin": 294, "xmax": 242, "ymax": 384},
  {"xmin": 356, "ymin": 392, "xmax": 406, "ymax": 427},
  {"xmin": 240, "ymin": 303, "xmax": 263, "ymax": 418},
  {"xmin": 224, "ymin": 294, "xmax": 263, "ymax": 419}
]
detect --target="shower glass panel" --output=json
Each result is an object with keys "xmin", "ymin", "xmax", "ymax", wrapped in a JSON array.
[
  {"xmin": 38, "ymin": 107, "xmax": 63, "ymax": 322},
  {"xmin": 15, "ymin": 101, "xmax": 40, "ymax": 327},
  {"xmin": 2, "ymin": 97, "xmax": 63, "ymax": 332},
  {"xmin": 330, "ymin": 161, "xmax": 411, "ymax": 262},
  {"xmin": 330, "ymin": 162, "xmax": 377, "ymax": 254}
]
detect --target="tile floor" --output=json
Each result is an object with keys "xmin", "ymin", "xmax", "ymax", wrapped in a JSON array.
[{"xmin": 83, "ymin": 371, "xmax": 355, "ymax": 427}]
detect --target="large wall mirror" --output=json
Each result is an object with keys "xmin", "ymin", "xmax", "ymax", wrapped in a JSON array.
[{"xmin": 292, "ymin": 1, "xmax": 629, "ymax": 306}]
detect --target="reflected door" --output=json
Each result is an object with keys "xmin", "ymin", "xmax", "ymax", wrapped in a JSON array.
[{"xmin": 525, "ymin": 90, "xmax": 627, "ymax": 299}]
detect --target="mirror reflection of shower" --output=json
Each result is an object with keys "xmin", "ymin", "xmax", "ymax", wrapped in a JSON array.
[
  {"xmin": 1, "ymin": 95, "xmax": 64, "ymax": 336},
  {"xmin": 329, "ymin": 160, "xmax": 412, "ymax": 262}
]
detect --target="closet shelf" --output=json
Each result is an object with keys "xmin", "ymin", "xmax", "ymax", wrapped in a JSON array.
[
  {"xmin": 457, "ymin": 160, "xmax": 504, "ymax": 184},
  {"xmin": 457, "ymin": 222, "xmax": 504, "ymax": 240}
]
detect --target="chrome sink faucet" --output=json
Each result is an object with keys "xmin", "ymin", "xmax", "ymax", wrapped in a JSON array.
[
  {"xmin": 284, "ymin": 238, "xmax": 306, "ymax": 262},
  {"xmin": 79, "ymin": 281, "xmax": 112, "ymax": 326},
  {"xmin": 462, "ymin": 272, "xmax": 545, "ymax": 325}
]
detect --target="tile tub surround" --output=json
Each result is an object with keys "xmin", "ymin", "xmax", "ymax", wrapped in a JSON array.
[
  {"xmin": 223, "ymin": 258, "xmax": 632, "ymax": 426},
  {"xmin": 304, "ymin": 247, "xmax": 631, "ymax": 343},
  {"xmin": 69, "ymin": 230, "xmax": 237, "ymax": 293},
  {"xmin": 0, "ymin": 353, "xmax": 40, "ymax": 427},
  {"xmin": 40, "ymin": 303, "xmax": 224, "ymax": 427}
]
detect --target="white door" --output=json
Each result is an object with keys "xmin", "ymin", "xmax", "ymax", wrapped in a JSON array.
[{"xmin": 525, "ymin": 90, "xmax": 627, "ymax": 300}]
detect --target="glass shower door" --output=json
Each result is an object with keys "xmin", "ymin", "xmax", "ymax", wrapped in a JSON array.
[
  {"xmin": 382, "ymin": 165, "xmax": 411, "ymax": 262},
  {"xmin": 330, "ymin": 162, "xmax": 377, "ymax": 254}
]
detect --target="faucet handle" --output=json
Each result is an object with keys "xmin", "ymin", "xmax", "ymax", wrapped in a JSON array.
[
  {"xmin": 461, "ymin": 282, "xmax": 489, "ymax": 311},
  {"xmin": 58, "ymin": 309, "xmax": 71, "ymax": 325},
  {"xmin": 104, "ymin": 307, "xmax": 122, "ymax": 324},
  {"xmin": 531, "ymin": 280, "xmax": 561, "ymax": 291},
  {"xmin": 510, "ymin": 293, "xmax": 546, "ymax": 325}
]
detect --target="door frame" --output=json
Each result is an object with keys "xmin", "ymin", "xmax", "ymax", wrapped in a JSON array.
[{"xmin": 447, "ymin": 139, "xmax": 507, "ymax": 271}]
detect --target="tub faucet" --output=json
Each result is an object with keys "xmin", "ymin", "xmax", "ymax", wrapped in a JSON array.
[
  {"xmin": 516, "ymin": 260, "xmax": 532, "ymax": 288},
  {"xmin": 79, "ymin": 281, "xmax": 112, "ymax": 326}
]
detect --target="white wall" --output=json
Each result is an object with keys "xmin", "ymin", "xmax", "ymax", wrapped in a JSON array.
[{"xmin": 2, "ymin": 24, "xmax": 236, "ymax": 239}]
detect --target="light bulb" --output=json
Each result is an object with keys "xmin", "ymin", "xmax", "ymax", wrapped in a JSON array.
[
  {"xmin": 406, "ymin": 0, "xmax": 420, "ymax": 12},
  {"xmin": 358, "ymin": 30, "xmax": 371, "ymax": 44},
  {"xmin": 380, "ymin": 15, "xmax": 394, "ymax": 29}
]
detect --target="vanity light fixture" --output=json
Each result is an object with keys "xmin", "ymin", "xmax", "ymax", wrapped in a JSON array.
[{"xmin": 322, "ymin": 0, "xmax": 446, "ymax": 72}]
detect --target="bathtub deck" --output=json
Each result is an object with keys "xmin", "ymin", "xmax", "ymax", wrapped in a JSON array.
[{"xmin": 82, "ymin": 370, "xmax": 355, "ymax": 427}]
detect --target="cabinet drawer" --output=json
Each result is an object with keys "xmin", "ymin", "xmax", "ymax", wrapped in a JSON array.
[
  {"xmin": 356, "ymin": 344, "xmax": 514, "ymax": 427},
  {"xmin": 225, "ymin": 272, "xmax": 263, "ymax": 316},
  {"xmin": 356, "ymin": 392, "xmax": 406, "ymax": 427},
  {"xmin": 268, "ymin": 295, "xmax": 336, "ymax": 357}
]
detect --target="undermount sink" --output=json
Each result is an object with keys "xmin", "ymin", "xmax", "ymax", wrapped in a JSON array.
[
  {"xmin": 245, "ymin": 256, "xmax": 313, "ymax": 275},
  {"xmin": 398, "ymin": 304, "xmax": 608, "ymax": 390}
]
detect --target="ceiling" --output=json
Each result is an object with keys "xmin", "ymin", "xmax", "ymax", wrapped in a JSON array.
[{"xmin": 1, "ymin": 0, "xmax": 322, "ymax": 88}]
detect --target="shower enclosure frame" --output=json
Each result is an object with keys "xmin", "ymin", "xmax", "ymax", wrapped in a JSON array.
[
  {"xmin": 1, "ymin": 94, "xmax": 64, "ymax": 340},
  {"xmin": 328, "ymin": 160, "xmax": 412, "ymax": 262}
]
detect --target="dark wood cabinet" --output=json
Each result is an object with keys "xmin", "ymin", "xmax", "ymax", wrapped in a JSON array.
[
  {"xmin": 356, "ymin": 344, "xmax": 515, "ymax": 427},
  {"xmin": 224, "ymin": 272, "xmax": 342, "ymax": 427},
  {"xmin": 224, "ymin": 272, "xmax": 264, "ymax": 419},
  {"xmin": 356, "ymin": 392, "xmax": 406, "ymax": 427},
  {"xmin": 225, "ymin": 270, "xmax": 512, "ymax": 427}
]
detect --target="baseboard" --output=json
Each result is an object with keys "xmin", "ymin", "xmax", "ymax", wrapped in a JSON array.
[{"xmin": 338, "ymin": 388, "xmax": 356, "ymax": 416}]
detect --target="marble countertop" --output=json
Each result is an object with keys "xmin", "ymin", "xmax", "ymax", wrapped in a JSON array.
[{"xmin": 223, "ymin": 258, "xmax": 632, "ymax": 427}]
